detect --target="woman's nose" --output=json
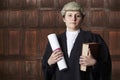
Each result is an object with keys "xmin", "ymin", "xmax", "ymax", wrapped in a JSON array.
[{"xmin": 72, "ymin": 15, "xmax": 76, "ymax": 21}]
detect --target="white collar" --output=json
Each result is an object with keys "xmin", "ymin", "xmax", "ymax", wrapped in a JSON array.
[{"xmin": 66, "ymin": 28, "xmax": 80, "ymax": 34}]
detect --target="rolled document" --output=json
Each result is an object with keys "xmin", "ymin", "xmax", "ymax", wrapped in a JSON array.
[{"xmin": 47, "ymin": 33, "xmax": 67, "ymax": 71}]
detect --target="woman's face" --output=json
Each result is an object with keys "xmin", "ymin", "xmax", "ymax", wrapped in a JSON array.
[{"xmin": 63, "ymin": 11, "xmax": 82, "ymax": 31}]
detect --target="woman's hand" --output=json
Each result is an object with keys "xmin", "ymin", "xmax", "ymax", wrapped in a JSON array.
[
  {"xmin": 48, "ymin": 50, "xmax": 63, "ymax": 66},
  {"xmin": 79, "ymin": 49, "xmax": 96, "ymax": 66}
]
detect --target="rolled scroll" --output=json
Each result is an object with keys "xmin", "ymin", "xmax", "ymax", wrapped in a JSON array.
[{"xmin": 47, "ymin": 33, "xmax": 67, "ymax": 71}]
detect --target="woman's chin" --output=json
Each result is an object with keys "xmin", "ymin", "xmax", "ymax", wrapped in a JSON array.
[{"xmin": 67, "ymin": 27, "xmax": 79, "ymax": 31}]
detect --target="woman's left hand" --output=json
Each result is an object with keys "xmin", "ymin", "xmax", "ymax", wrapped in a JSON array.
[{"xmin": 79, "ymin": 54, "xmax": 96, "ymax": 67}]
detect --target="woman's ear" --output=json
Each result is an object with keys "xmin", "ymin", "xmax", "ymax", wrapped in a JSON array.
[{"xmin": 63, "ymin": 17, "xmax": 65, "ymax": 22}]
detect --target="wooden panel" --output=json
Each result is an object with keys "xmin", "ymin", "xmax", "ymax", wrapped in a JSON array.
[
  {"xmin": 0, "ymin": 61, "xmax": 6, "ymax": 80},
  {"xmin": 0, "ymin": 0, "xmax": 8, "ymax": 10},
  {"xmin": 0, "ymin": 61, "xmax": 21, "ymax": 79},
  {"xmin": 39, "ymin": 11, "xmax": 57, "ymax": 28},
  {"xmin": 91, "ymin": 10, "xmax": 107, "ymax": 27},
  {"xmin": 40, "ymin": 0, "xmax": 55, "ymax": 8},
  {"xmin": 25, "ymin": 0, "xmax": 37, "ymax": 9},
  {"xmin": 0, "ymin": 10, "xmax": 9, "ymax": 27},
  {"xmin": 109, "ymin": 31, "xmax": 120, "ymax": 55},
  {"xmin": 58, "ymin": 0, "xmax": 74, "ymax": 8},
  {"xmin": 9, "ymin": 10, "xmax": 24, "ymax": 27},
  {"xmin": 108, "ymin": 0, "xmax": 120, "ymax": 10},
  {"xmin": 23, "ymin": 30, "xmax": 37, "ymax": 57},
  {"xmin": 9, "ymin": 0, "xmax": 25, "ymax": 10},
  {"xmin": 0, "ymin": 30, "xmax": 4, "ymax": 55},
  {"xmin": 76, "ymin": 0, "xmax": 87, "ymax": 7},
  {"xmin": 90, "ymin": 29, "xmax": 104, "ymax": 38},
  {"xmin": 55, "ymin": 28, "xmax": 65, "ymax": 34},
  {"xmin": 8, "ymin": 29, "xmax": 21, "ymax": 55},
  {"xmin": 23, "ymin": 61, "xmax": 37, "ymax": 77},
  {"xmin": 112, "ymin": 61, "xmax": 120, "ymax": 80},
  {"xmin": 24, "ymin": 10, "xmax": 38, "ymax": 27},
  {"xmin": 6, "ymin": 61, "xmax": 21, "ymax": 76},
  {"xmin": 39, "ymin": 60, "xmax": 43, "ymax": 80},
  {"xmin": 91, "ymin": 0, "xmax": 104, "ymax": 8},
  {"xmin": 2, "ymin": 79, "xmax": 21, "ymax": 80},
  {"xmin": 1, "ymin": 30, "xmax": 9, "ymax": 56},
  {"xmin": 108, "ymin": 11, "xmax": 120, "ymax": 27},
  {"xmin": 23, "ymin": 79, "xmax": 37, "ymax": 80}
]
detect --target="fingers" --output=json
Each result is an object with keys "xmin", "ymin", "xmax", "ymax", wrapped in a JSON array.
[
  {"xmin": 53, "ymin": 50, "xmax": 63, "ymax": 58},
  {"xmin": 52, "ymin": 51, "xmax": 63, "ymax": 61},
  {"xmin": 79, "ymin": 55, "xmax": 96, "ymax": 66},
  {"xmin": 79, "ymin": 56, "xmax": 88, "ymax": 66},
  {"xmin": 80, "ymin": 48, "xmax": 95, "ymax": 66},
  {"xmin": 48, "ymin": 50, "xmax": 63, "ymax": 66}
]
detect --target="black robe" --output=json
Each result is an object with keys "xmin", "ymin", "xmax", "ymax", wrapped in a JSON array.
[{"xmin": 42, "ymin": 29, "xmax": 111, "ymax": 80}]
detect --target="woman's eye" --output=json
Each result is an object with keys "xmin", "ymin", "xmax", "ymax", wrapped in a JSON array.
[
  {"xmin": 76, "ymin": 15, "xmax": 81, "ymax": 17},
  {"xmin": 68, "ymin": 15, "xmax": 72, "ymax": 17}
]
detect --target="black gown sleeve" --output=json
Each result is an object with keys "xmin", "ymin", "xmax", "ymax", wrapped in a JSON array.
[
  {"xmin": 91, "ymin": 34, "xmax": 112, "ymax": 80},
  {"xmin": 42, "ymin": 43, "xmax": 56, "ymax": 80}
]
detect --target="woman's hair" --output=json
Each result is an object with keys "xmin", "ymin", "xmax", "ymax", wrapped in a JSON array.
[{"xmin": 61, "ymin": 1, "xmax": 85, "ymax": 18}]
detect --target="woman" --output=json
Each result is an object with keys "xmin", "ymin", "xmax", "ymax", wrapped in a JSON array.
[{"xmin": 42, "ymin": 1, "xmax": 111, "ymax": 80}]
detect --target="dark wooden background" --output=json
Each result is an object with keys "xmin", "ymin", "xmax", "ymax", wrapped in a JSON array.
[{"xmin": 0, "ymin": 0, "xmax": 120, "ymax": 80}]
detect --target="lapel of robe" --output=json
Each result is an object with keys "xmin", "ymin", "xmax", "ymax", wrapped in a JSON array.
[
  {"xmin": 69, "ymin": 30, "xmax": 85, "ymax": 59},
  {"xmin": 59, "ymin": 32, "xmax": 68, "ymax": 58},
  {"xmin": 59, "ymin": 30, "xmax": 86, "ymax": 59}
]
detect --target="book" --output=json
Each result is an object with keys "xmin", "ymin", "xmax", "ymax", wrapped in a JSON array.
[{"xmin": 80, "ymin": 42, "xmax": 99, "ymax": 71}]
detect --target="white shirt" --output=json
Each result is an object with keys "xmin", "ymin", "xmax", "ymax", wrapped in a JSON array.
[{"xmin": 66, "ymin": 29, "xmax": 80, "ymax": 57}]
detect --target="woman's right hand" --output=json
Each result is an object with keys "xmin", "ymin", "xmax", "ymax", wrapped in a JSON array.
[{"xmin": 48, "ymin": 50, "xmax": 63, "ymax": 66}]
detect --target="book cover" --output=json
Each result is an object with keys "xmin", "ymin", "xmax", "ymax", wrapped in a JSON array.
[{"xmin": 80, "ymin": 42, "xmax": 99, "ymax": 71}]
